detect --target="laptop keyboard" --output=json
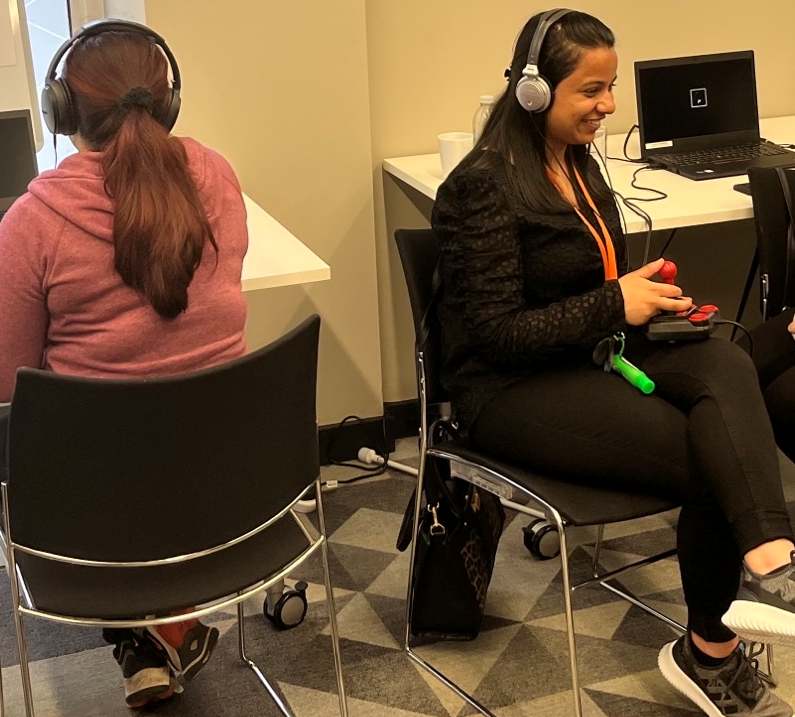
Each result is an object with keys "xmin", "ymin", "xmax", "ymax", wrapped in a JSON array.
[{"xmin": 655, "ymin": 142, "xmax": 790, "ymax": 167}]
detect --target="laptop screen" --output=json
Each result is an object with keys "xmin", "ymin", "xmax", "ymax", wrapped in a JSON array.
[
  {"xmin": 635, "ymin": 51, "xmax": 759, "ymax": 155},
  {"xmin": 0, "ymin": 110, "xmax": 39, "ymax": 213}
]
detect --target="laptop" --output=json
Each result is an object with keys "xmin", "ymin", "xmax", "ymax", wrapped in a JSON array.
[
  {"xmin": 634, "ymin": 51, "xmax": 795, "ymax": 181},
  {"xmin": 0, "ymin": 109, "xmax": 39, "ymax": 222}
]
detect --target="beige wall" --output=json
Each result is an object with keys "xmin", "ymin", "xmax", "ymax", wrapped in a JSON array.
[
  {"xmin": 145, "ymin": 0, "xmax": 383, "ymax": 427},
  {"xmin": 368, "ymin": 0, "xmax": 795, "ymax": 403},
  {"xmin": 144, "ymin": 1, "xmax": 795, "ymax": 424}
]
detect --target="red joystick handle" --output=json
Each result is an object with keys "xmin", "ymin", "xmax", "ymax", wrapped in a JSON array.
[{"xmin": 659, "ymin": 260, "xmax": 677, "ymax": 285}]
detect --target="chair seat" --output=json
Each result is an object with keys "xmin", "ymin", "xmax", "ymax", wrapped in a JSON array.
[
  {"xmin": 430, "ymin": 439, "xmax": 680, "ymax": 527},
  {"xmin": 15, "ymin": 515, "xmax": 310, "ymax": 620}
]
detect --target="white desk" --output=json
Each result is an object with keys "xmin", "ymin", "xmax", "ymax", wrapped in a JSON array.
[
  {"xmin": 241, "ymin": 194, "xmax": 330, "ymax": 291},
  {"xmin": 383, "ymin": 116, "xmax": 795, "ymax": 235}
]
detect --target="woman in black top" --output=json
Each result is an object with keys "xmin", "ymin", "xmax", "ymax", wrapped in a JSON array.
[{"xmin": 432, "ymin": 10, "xmax": 795, "ymax": 717}]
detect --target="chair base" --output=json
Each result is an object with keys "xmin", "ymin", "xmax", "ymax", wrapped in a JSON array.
[
  {"xmin": 239, "ymin": 602, "xmax": 296, "ymax": 717},
  {"xmin": 4, "ymin": 481, "xmax": 349, "ymax": 717}
]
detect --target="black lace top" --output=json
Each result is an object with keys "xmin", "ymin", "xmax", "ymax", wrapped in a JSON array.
[{"xmin": 431, "ymin": 154, "xmax": 628, "ymax": 428}]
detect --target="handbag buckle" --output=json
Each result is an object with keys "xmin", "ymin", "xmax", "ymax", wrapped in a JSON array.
[{"xmin": 428, "ymin": 503, "xmax": 446, "ymax": 537}]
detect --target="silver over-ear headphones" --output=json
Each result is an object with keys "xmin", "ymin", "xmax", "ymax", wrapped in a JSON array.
[{"xmin": 515, "ymin": 8, "xmax": 572, "ymax": 113}]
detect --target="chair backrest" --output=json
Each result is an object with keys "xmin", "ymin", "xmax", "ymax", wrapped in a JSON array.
[
  {"xmin": 748, "ymin": 166, "xmax": 795, "ymax": 319},
  {"xmin": 394, "ymin": 228, "xmax": 448, "ymax": 406},
  {"xmin": 7, "ymin": 315, "xmax": 321, "ymax": 563}
]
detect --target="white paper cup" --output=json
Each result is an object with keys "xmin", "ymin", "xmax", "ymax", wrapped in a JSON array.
[{"xmin": 438, "ymin": 132, "xmax": 474, "ymax": 177}]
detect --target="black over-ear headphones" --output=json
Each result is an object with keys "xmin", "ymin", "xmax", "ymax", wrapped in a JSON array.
[
  {"xmin": 41, "ymin": 19, "xmax": 182, "ymax": 136},
  {"xmin": 515, "ymin": 8, "xmax": 572, "ymax": 113}
]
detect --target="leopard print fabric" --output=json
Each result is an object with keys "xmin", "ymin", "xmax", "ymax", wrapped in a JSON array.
[{"xmin": 460, "ymin": 488, "xmax": 504, "ymax": 609}]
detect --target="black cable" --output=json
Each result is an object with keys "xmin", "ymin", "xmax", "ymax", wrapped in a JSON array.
[
  {"xmin": 657, "ymin": 229, "xmax": 679, "ymax": 259},
  {"xmin": 594, "ymin": 136, "xmax": 654, "ymax": 264},
  {"xmin": 715, "ymin": 320, "xmax": 754, "ymax": 356},
  {"xmin": 628, "ymin": 166, "xmax": 668, "ymax": 201},
  {"xmin": 606, "ymin": 124, "xmax": 645, "ymax": 163},
  {"xmin": 326, "ymin": 414, "xmax": 390, "ymax": 481}
]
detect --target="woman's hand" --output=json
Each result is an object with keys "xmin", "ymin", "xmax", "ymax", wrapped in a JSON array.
[
  {"xmin": 618, "ymin": 258, "xmax": 694, "ymax": 326},
  {"xmin": 788, "ymin": 317, "xmax": 795, "ymax": 335}
]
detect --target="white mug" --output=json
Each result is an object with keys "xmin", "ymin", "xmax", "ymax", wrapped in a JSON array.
[{"xmin": 438, "ymin": 132, "xmax": 474, "ymax": 177}]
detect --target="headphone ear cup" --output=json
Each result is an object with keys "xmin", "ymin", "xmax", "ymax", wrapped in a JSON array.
[
  {"xmin": 158, "ymin": 89, "xmax": 181, "ymax": 131},
  {"xmin": 515, "ymin": 74, "xmax": 552, "ymax": 113},
  {"xmin": 41, "ymin": 79, "xmax": 77, "ymax": 135}
]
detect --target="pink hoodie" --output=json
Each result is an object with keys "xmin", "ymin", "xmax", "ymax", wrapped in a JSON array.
[{"xmin": 0, "ymin": 137, "xmax": 248, "ymax": 402}]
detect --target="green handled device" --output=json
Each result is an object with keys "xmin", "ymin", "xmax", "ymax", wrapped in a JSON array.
[{"xmin": 611, "ymin": 354, "xmax": 655, "ymax": 395}]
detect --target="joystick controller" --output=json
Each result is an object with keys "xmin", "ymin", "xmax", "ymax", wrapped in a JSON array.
[
  {"xmin": 644, "ymin": 260, "xmax": 720, "ymax": 342},
  {"xmin": 659, "ymin": 260, "xmax": 677, "ymax": 285}
]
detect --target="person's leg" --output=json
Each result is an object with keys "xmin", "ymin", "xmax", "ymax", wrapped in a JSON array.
[
  {"xmin": 470, "ymin": 361, "xmax": 792, "ymax": 716},
  {"xmin": 471, "ymin": 365, "xmax": 739, "ymax": 646},
  {"xmin": 748, "ymin": 310, "xmax": 795, "ymax": 391},
  {"xmin": 749, "ymin": 310, "xmax": 795, "ymax": 462},
  {"xmin": 763, "ymin": 366, "xmax": 795, "ymax": 464},
  {"xmin": 628, "ymin": 336, "xmax": 795, "ymax": 647}
]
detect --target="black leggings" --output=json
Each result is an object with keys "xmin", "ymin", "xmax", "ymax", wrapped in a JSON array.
[
  {"xmin": 750, "ymin": 310, "xmax": 795, "ymax": 463},
  {"xmin": 470, "ymin": 335, "xmax": 794, "ymax": 643}
]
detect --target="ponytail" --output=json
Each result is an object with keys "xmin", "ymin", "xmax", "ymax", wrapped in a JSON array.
[
  {"xmin": 103, "ymin": 108, "xmax": 216, "ymax": 318},
  {"xmin": 63, "ymin": 31, "xmax": 217, "ymax": 318}
]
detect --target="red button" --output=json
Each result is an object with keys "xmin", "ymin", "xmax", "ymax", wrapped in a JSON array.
[
  {"xmin": 699, "ymin": 304, "xmax": 718, "ymax": 314},
  {"xmin": 689, "ymin": 312, "xmax": 709, "ymax": 326}
]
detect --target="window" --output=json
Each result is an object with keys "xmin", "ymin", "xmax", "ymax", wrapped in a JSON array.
[{"xmin": 24, "ymin": 0, "xmax": 75, "ymax": 170}]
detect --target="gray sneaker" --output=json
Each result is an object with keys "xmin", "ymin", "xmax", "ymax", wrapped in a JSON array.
[
  {"xmin": 722, "ymin": 551, "xmax": 795, "ymax": 647},
  {"xmin": 658, "ymin": 635, "xmax": 792, "ymax": 716}
]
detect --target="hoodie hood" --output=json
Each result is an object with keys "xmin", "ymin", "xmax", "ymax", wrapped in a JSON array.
[{"xmin": 26, "ymin": 137, "xmax": 208, "ymax": 242}]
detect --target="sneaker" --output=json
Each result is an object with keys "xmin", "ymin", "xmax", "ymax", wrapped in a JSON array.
[
  {"xmin": 722, "ymin": 551, "xmax": 795, "ymax": 647},
  {"xmin": 111, "ymin": 632, "xmax": 181, "ymax": 708},
  {"xmin": 145, "ymin": 619, "xmax": 219, "ymax": 681},
  {"xmin": 659, "ymin": 635, "xmax": 792, "ymax": 716}
]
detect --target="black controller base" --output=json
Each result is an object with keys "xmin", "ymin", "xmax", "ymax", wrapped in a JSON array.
[{"xmin": 644, "ymin": 305, "xmax": 720, "ymax": 342}]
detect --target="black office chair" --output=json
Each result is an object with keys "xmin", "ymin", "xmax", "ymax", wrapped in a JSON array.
[
  {"xmin": 736, "ymin": 165, "xmax": 795, "ymax": 325},
  {"xmin": 1, "ymin": 315, "xmax": 347, "ymax": 717},
  {"xmin": 395, "ymin": 228, "xmax": 694, "ymax": 717}
]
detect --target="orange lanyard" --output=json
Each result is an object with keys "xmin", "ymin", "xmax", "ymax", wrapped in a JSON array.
[{"xmin": 547, "ymin": 165, "xmax": 617, "ymax": 280}]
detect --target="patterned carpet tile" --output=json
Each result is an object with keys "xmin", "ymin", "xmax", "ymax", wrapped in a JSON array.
[{"xmin": 0, "ymin": 451, "xmax": 793, "ymax": 716}]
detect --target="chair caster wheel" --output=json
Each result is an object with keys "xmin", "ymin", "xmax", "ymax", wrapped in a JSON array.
[
  {"xmin": 264, "ymin": 581, "xmax": 308, "ymax": 630},
  {"xmin": 522, "ymin": 519, "xmax": 560, "ymax": 560}
]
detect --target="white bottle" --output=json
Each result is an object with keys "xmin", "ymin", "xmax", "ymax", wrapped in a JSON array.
[{"xmin": 472, "ymin": 95, "xmax": 495, "ymax": 144}]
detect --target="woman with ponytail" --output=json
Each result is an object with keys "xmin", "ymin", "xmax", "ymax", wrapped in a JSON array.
[{"xmin": 0, "ymin": 22, "xmax": 247, "ymax": 708}]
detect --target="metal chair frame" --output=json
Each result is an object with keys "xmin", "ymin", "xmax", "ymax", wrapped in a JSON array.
[
  {"xmin": 404, "ymin": 352, "xmax": 776, "ymax": 717},
  {"xmin": 0, "ymin": 477, "xmax": 348, "ymax": 717}
]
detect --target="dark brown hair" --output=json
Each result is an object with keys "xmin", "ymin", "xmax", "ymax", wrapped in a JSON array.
[
  {"xmin": 461, "ymin": 10, "xmax": 615, "ymax": 214},
  {"xmin": 63, "ymin": 31, "xmax": 216, "ymax": 318}
]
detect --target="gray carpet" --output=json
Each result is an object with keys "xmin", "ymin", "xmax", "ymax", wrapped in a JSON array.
[{"xmin": 1, "ymin": 441, "xmax": 795, "ymax": 716}]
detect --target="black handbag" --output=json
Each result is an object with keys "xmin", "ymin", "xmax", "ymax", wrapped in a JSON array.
[{"xmin": 396, "ymin": 421, "xmax": 505, "ymax": 640}]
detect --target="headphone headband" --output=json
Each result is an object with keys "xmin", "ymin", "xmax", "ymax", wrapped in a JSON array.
[
  {"xmin": 524, "ymin": 8, "xmax": 572, "ymax": 78},
  {"xmin": 42, "ymin": 19, "xmax": 181, "ymax": 136},
  {"xmin": 45, "ymin": 20, "xmax": 181, "ymax": 90}
]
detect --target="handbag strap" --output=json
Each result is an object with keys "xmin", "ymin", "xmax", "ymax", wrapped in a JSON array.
[{"xmin": 422, "ymin": 418, "xmax": 465, "ymax": 517}]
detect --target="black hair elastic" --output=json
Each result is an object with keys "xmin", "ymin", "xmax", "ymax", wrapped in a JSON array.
[{"xmin": 117, "ymin": 86, "xmax": 154, "ymax": 114}]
